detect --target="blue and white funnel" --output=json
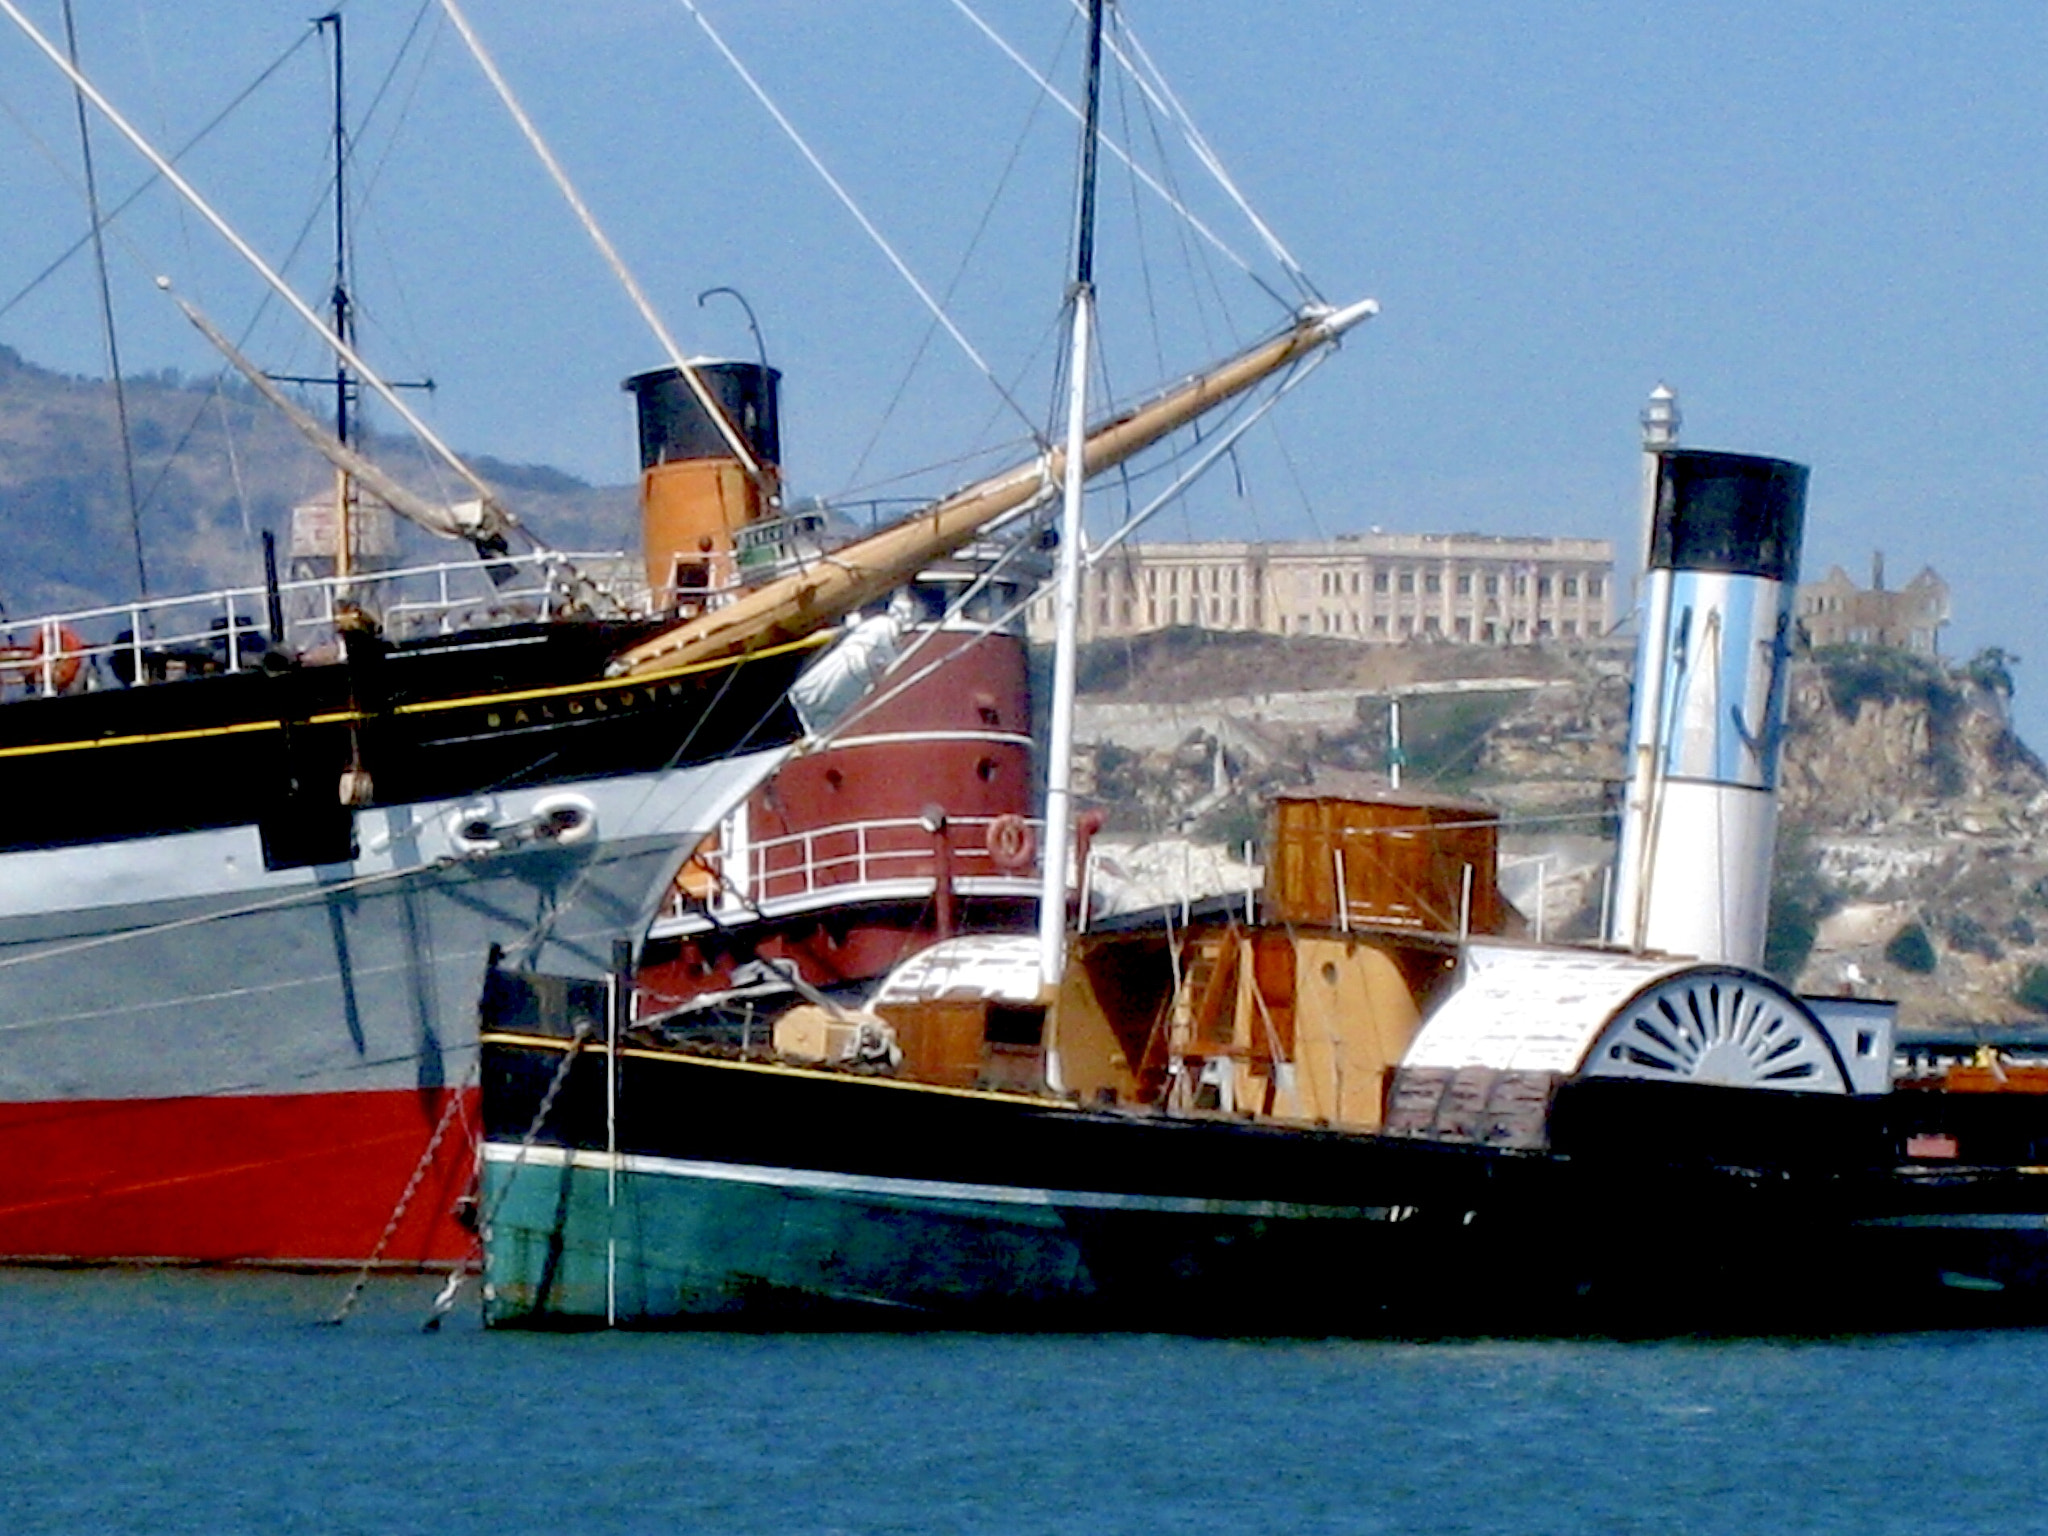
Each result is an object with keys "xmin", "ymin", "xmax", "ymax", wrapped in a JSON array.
[{"xmin": 1608, "ymin": 448, "xmax": 1807, "ymax": 967}]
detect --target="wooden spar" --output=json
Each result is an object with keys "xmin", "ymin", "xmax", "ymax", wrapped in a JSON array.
[
  {"xmin": 608, "ymin": 298, "xmax": 1376, "ymax": 677},
  {"xmin": 0, "ymin": 0, "xmax": 509, "ymax": 526},
  {"xmin": 174, "ymin": 292, "xmax": 514, "ymax": 547}
]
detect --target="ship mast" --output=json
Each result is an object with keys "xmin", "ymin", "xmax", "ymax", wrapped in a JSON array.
[
  {"xmin": 1036, "ymin": 0, "xmax": 1109, "ymax": 991},
  {"xmin": 321, "ymin": 11, "xmax": 355, "ymax": 580}
]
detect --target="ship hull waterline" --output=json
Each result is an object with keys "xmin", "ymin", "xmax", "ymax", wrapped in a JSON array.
[
  {"xmin": 478, "ymin": 1034, "xmax": 2048, "ymax": 1334},
  {"xmin": 0, "ymin": 745, "xmax": 797, "ymax": 1267}
]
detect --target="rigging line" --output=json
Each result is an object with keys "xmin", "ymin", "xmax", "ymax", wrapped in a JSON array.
[
  {"xmin": 501, "ymin": 651, "xmax": 806, "ymax": 972},
  {"xmin": 1125, "ymin": 42, "xmax": 1232, "ymax": 370},
  {"xmin": 211, "ymin": 378, "xmax": 255, "ymax": 545},
  {"xmin": 60, "ymin": 0, "xmax": 146, "ymax": 600},
  {"xmin": 339, "ymin": 0, "xmax": 439, "ymax": 205},
  {"xmin": 435, "ymin": 0, "xmax": 771, "ymax": 490},
  {"xmin": 0, "ymin": 0, "xmax": 511, "ymax": 519},
  {"xmin": 945, "ymin": 0, "xmax": 1268, "ymax": 300},
  {"xmin": 0, "ymin": 857, "xmax": 450, "ymax": 978},
  {"xmin": 1102, "ymin": 7, "xmax": 1318, "ymax": 305},
  {"xmin": 672, "ymin": 0, "xmax": 1042, "ymax": 446},
  {"xmin": 1087, "ymin": 352, "xmax": 1330, "ymax": 564},
  {"xmin": 347, "ymin": 6, "xmax": 448, "ymax": 388},
  {"xmin": 0, "ymin": 87, "xmax": 302, "ymax": 534},
  {"xmin": 809, "ymin": 522, "xmax": 1051, "ymax": 748},
  {"xmin": 132, "ymin": 155, "xmax": 362, "ymax": 527},
  {"xmin": 0, "ymin": 24, "xmax": 320, "ymax": 323},
  {"xmin": 829, "ymin": 426, "xmax": 1044, "ymax": 507},
  {"xmin": 1110, "ymin": 51, "xmax": 1168, "ymax": 388},
  {"xmin": 840, "ymin": 7, "xmax": 1075, "ymax": 500}
]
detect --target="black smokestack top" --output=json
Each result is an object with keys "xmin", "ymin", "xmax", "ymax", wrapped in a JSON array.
[
  {"xmin": 622, "ymin": 361, "xmax": 782, "ymax": 473},
  {"xmin": 1649, "ymin": 449, "xmax": 1808, "ymax": 584}
]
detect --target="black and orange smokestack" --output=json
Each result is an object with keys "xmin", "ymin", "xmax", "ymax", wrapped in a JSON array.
[{"xmin": 622, "ymin": 361, "xmax": 782, "ymax": 612}]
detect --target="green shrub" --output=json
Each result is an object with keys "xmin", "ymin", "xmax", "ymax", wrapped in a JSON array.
[
  {"xmin": 1811, "ymin": 646, "xmax": 1969, "ymax": 796},
  {"xmin": 1945, "ymin": 911, "xmax": 2003, "ymax": 961},
  {"xmin": 1963, "ymin": 646, "xmax": 2019, "ymax": 701},
  {"xmin": 1885, "ymin": 921, "xmax": 1938, "ymax": 974},
  {"xmin": 2015, "ymin": 964, "xmax": 2048, "ymax": 1014},
  {"xmin": 1763, "ymin": 829, "xmax": 1838, "ymax": 983}
]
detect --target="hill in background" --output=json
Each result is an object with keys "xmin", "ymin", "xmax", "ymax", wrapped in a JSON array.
[
  {"xmin": 1066, "ymin": 626, "xmax": 2048, "ymax": 1031},
  {"xmin": 0, "ymin": 343, "xmax": 635, "ymax": 617}
]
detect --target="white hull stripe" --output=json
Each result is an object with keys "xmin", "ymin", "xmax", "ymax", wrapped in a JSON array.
[
  {"xmin": 484, "ymin": 1141, "xmax": 1396, "ymax": 1222},
  {"xmin": 1856, "ymin": 1213, "xmax": 2048, "ymax": 1231}
]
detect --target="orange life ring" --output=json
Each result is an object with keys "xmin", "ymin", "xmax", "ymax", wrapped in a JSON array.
[
  {"xmin": 8, "ymin": 624, "xmax": 85, "ymax": 693},
  {"xmin": 986, "ymin": 813, "xmax": 1035, "ymax": 871}
]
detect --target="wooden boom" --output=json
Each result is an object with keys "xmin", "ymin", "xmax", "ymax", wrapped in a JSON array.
[{"xmin": 607, "ymin": 299, "xmax": 1376, "ymax": 677}]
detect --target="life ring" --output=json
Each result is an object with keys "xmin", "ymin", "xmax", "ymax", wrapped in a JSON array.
[
  {"xmin": 7, "ymin": 624, "xmax": 86, "ymax": 694},
  {"xmin": 986, "ymin": 813, "xmax": 1035, "ymax": 871}
]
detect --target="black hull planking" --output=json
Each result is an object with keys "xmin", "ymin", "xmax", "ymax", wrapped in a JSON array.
[
  {"xmin": 479, "ymin": 1031, "xmax": 2048, "ymax": 1334},
  {"xmin": 0, "ymin": 622, "xmax": 814, "ymax": 863}
]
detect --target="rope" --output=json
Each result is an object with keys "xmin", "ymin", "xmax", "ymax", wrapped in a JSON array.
[
  {"xmin": 945, "ymin": 0, "xmax": 1266, "ymax": 297},
  {"xmin": 327, "ymin": 1062, "xmax": 479, "ymax": 1324},
  {"xmin": 0, "ymin": 0, "xmax": 507, "ymax": 520},
  {"xmin": 671, "ymin": 0, "xmax": 1040, "ymax": 444},
  {"xmin": 841, "ymin": 10, "xmax": 1068, "ymax": 497},
  {"xmin": 60, "ymin": 0, "xmax": 146, "ymax": 600},
  {"xmin": 435, "ymin": 0, "xmax": 769, "ymax": 491},
  {"xmin": 1106, "ymin": 10, "xmax": 1319, "ymax": 305},
  {"xmin": 0, "ymin": 23, "xmax": 318, "ymax": 323},
  {"xmin": 420, "ymin": 1017, "xmax": 593, "ymax": 1330}
]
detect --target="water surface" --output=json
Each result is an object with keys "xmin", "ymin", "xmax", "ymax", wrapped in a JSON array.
[{"xmin": 2, "ymin": 1269, "xmax": 2041, "ymax": 1534}]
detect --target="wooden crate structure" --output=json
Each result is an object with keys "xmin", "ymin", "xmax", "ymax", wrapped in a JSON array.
[{"xmin": 1265, "ymin": 791, "xmax": 1503, "ymax": 937}]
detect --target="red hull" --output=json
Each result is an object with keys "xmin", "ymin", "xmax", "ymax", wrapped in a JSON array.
[{"xmin": 0, "ymin": 1090, "xmax": 475, "ymax": 1266}]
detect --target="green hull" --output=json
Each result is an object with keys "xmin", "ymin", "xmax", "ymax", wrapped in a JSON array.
[{"xmin": 480, "ymin": 1151, "xmax": 1105, "ymax": 1328}]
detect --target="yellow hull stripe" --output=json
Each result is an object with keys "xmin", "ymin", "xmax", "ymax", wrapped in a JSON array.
[
  {"xmin": 481, "ymin": 1029, "xmax": 1054, "ymax": 1108},
  {"xmin": 0, "ymin": 631, "xmax": 829, "ymax": 763}
]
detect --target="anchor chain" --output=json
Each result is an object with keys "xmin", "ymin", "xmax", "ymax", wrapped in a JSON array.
[
  {"xmin": 327, "ymin": 1064, "xmax": 477, "ymax": 1325},
  {"xmin": 421, "ymin": 1018, "xmax": 594, "ymax": 1331}
]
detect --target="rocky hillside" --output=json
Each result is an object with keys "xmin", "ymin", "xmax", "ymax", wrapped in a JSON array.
[
  {"xmin": 0, "ymin": 344, "xmax": 633, "ymax": 616},
  {"xmin": 1069, "ymin": 628, "xmax": 2048, "ymax": 1032}
]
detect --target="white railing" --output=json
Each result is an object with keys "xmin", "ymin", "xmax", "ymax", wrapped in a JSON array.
[
  {"xmin": 0, "ymin": 550, "xmax": 633, "ymax": 696},
  {"xmin": 657, "ymin": 811, "xmax": 1043, "ymax": 930}
]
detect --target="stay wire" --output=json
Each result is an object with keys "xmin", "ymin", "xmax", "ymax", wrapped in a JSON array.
[
  {"xmin": 0, "ymin": 79, "xmax": 331, "ymax": 534},
  {"xmin": 673, "ymin": 0, "xmax": 1041, "ymax": 446},
  {"xmin": 1102, "ymin": 7, "xmax": 1319, "ymax": 307},
  {"xmin": 839, "ymin": 7, "xmax": 1077, "ymax": 499},
  {"xmin": 60, "ymin": 0, "xmax": 146, "ymax": 599},
  {"xmin": 0, "ymin": 22, "xmax": 318, "ymax": 323},
  {"xmin": 324, "ymin": 0, "xmax": 444, "ymax": 397},
  {"xmin": 945, "ymin": 0, "xmax": 1275, "ymax": 308}
]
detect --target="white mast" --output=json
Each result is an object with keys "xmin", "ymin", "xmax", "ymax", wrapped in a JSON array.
[{"xmin": 1037, "ymin": 0, "xmax": 1110, "ymax": 991}]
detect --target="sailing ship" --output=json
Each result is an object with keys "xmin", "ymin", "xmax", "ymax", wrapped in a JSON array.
[{"xmin": 0, "ymin": 0, "xmax": 1378, "ymax": 1270}]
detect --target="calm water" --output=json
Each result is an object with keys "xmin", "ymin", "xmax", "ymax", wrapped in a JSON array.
[{"xmin": 3, "ymin": 1269, "xmax": 2045, "ymax": 1535}]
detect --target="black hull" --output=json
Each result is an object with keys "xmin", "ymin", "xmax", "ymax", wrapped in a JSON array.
[
  {"xmin": 479, "ymin": 1030, "xmax": 2048, "ymax": 1334},
  {"xmin": 0, "ymin": 621, "xmax": 812, "ymax": 860}
]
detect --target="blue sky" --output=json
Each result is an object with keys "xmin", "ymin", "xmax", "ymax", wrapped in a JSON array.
[{"xmin": 2, "ymin": 2, "xmax": 2045, "ymax": 735}]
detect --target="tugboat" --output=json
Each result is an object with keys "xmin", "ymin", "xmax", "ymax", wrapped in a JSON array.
[{"xmin": 620, "ymin": 362, "xmax": 1047, "ymax": 1028}]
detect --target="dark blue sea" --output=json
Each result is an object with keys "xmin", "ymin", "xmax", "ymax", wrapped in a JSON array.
[{"xmin": 3, "ymin": 1268, "xmax": 2044, "ymax": 1535}]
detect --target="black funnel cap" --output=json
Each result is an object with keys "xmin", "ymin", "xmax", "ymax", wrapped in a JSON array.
[
  {"xmin": 622, "ymin": 360, "xmax": 782, "ymax": 472},
  {"xmin": 1650, "ymin": 449, "xmax": 1808, "ymax": 583}
]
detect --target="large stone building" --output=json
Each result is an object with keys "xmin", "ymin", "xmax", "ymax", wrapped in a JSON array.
[
  {"xmin": 1796, "ymin": 556, "xmax": 1949, "ymax": 655},
  {"xmin": 1029, "ymin": 532, "xmax": 1616, "ymax": 646}
]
